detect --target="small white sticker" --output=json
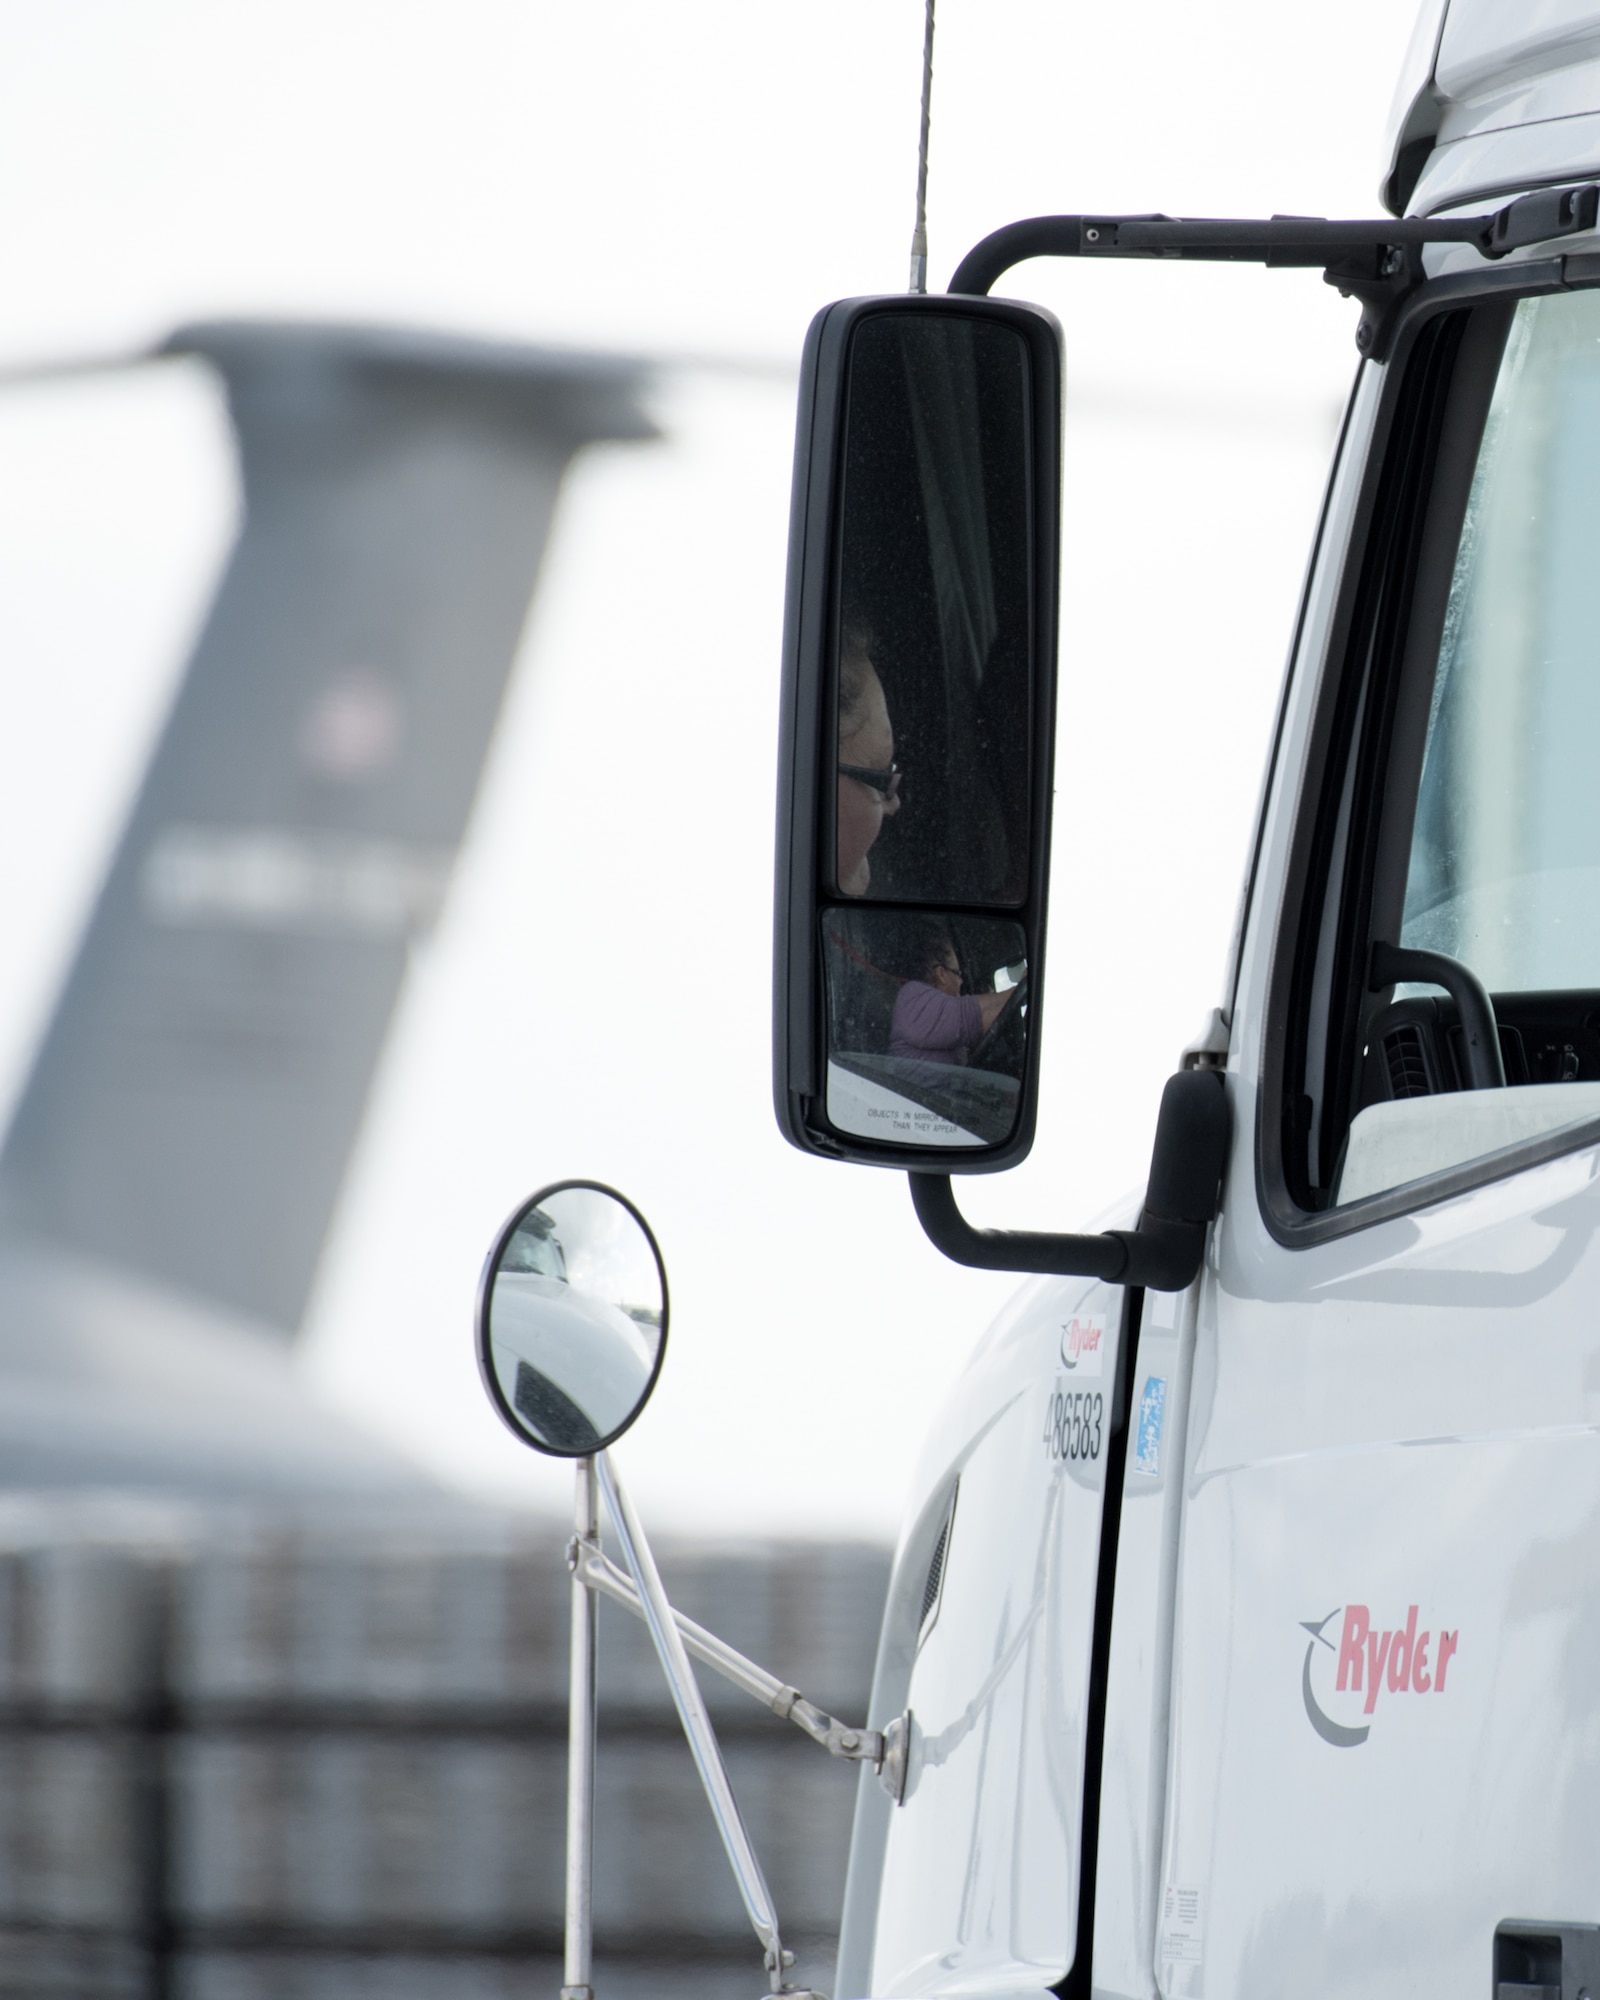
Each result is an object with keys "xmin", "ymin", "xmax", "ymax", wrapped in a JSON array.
[
  {"xmin": 1059, "ymin": 1313, "xmax": 1106, "ymax": 1377},
  {"xmin": 1160, "ymin": 1884, "xmax": 1203, "ymax": 1965}
]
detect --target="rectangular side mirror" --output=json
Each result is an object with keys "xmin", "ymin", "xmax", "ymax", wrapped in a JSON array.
[{"xmin": 773, "ymin": 293, "xmax": 1063, "ymax": 1170}]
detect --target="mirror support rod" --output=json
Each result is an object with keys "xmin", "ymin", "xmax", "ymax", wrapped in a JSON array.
[
  {"xmin": 597, "ymin": 1453, "xmax": 818, "ymax": 1997},
  {"xmin": 909, "ymin": 1068, "xmax": 1229, "ymax": 1292},
  {"xmin": 947, "ymin": 185, "xmax": 1600, "ymax": 356},
  {"xmin": 562, "ymin": 1460, "xmax": 600, "ymax": 2000},
  {"xmin": 573, "ymin": 1543, "xmax": 885, "ymax": 1764}
]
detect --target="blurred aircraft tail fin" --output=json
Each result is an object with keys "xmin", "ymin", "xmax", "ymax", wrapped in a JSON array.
[{"xmin": 0, "ymin": 320, "xmax": 656, "ymax": 1335}]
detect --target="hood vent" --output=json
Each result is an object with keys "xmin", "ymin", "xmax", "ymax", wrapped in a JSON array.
[{"xmin": 918, "ymin": 1483, "xmax": 958, "ymax": 1646}]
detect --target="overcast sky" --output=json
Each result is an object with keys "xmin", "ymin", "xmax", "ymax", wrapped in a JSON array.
[{"xmin": 0, "ymin": 0, "xmax": 1421, "ymax": 1537}]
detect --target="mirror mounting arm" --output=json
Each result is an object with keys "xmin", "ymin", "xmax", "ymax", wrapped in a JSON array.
[
  {"xmin": 596, "ymin": 1455, "xmax": 813, "ymax": 1994},
  {"xmin": 909, "ymin": 1174, "xmax": 1128, "ymax": 1280},
  {"xmin": 909, "ymin": 1068, "xmax": 1230, "ymax": 1293},
  {"xmin": 946, "ymin": 186, "xmax": 1600, "ymax": 358},
  {"xmin": 572, "ymin": 1541, "xmax": 885, "ymax": 1765}
]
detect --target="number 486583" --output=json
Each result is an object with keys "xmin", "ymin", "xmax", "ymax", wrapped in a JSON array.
[{"xmin": 1043, "ymin": 1385, "xmax": 1102, "ymax": 1463}]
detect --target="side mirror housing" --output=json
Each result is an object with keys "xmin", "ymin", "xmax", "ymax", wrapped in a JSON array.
[
  {"xmin": 476, "ymin": 1181, "xmax": 668, "ymax": 1457},
  {"xmin": 773, "ymin": 293, "xmax": 1064, "ymax": 1173}
]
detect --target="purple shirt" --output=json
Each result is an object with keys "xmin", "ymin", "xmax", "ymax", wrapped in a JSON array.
[{"xmin": 889, "ymin": 981, "xmax": 985, "ymax": 1065}]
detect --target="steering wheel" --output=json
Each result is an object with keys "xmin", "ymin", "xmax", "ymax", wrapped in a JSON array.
[{"xmin": 969, "ymin": 975, "xmax": 1028, "ymax": 1072}]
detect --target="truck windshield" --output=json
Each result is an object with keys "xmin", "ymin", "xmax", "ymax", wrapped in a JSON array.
[{"xmin": 500, "ymin": 1218, "xmax": 568, "ymax": 1282}]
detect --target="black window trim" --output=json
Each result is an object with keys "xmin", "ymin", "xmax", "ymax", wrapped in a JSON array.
[{"xmin": 1257, "ymin": 252, "xmax": 1600, "ymax": 1250}]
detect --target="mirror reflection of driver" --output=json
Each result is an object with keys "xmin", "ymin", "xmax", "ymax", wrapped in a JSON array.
[
  {"xmin": 890, "ymin": 927, "xmax": 1014, "ymax": 1066},
  {"xmin": 837, "ymin": 625, "xmax": 901, "ymax": 896}
]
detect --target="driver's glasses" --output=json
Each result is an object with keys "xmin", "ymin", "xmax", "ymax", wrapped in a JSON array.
[{"xmin": 838, "ymin": 761, "xmax": 902, "ymax": 804}]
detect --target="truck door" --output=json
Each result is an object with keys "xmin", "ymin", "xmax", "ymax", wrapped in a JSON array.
[{"xmin": 1160, "ymin": 274, "xmax": 1600, "ymax": 1997}]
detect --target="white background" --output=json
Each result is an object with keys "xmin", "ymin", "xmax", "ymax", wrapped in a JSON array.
[{"xmin": 0, "ymin": 0, "xmax": 1420, "ymax": 1537}]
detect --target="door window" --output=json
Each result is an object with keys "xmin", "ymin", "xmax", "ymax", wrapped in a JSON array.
[
  {"xmin": 1282, "ymin": 287, "xmax": 1600, "ymax": 1217},
  {"xmin": 1403, "ymin": 289, "xmax": 1600, "ymax": 991}
]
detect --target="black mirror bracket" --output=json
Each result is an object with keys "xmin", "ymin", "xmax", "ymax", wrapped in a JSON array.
[
  {"xmin": 946, "ymin": 185, "xmax": 1600, "ymax": 359},
  {"xmin": 910, "ymin": 1068, "xmax": 1230, "ymax": 1293}
]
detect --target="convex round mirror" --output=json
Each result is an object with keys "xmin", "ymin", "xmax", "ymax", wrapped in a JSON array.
[{"xmin": 477, "ymin": 1181, "xmax": 668, "ymax": 1457}]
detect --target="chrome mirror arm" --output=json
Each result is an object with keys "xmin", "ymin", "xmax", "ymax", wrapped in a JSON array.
[
  {"xmin": 562, "ymin": 1459, "xmax": 600, "ymax": 2000},
  {"xmin": 596, "ymin": 1451, "xmax": 826, "ymax": 1998},
  {"xmin": 570, "ymin": 1540, "xmax": 885, "ymax": 1766}
]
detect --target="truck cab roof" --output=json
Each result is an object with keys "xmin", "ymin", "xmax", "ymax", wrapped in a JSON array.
[{"xmin": 1387, "ymin": 0, "xmax": 1600, "ymax": 216}]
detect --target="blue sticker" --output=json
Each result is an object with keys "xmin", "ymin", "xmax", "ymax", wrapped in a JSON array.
[{"xmin": 1134, "ymin": 1376, "xmax": 1167, "ymax": 1477}]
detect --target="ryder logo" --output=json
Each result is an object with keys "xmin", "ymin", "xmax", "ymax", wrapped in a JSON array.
[
  {"xmin": 1299, "ymin": 1605, "xmax": 1459, "ymax": 1748},
  {"xmin": 1060, "ymin": 1315, "xmax": 1106, "ymax": 1376}
]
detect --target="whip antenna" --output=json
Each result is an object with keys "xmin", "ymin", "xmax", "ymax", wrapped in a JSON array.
[{"xmin": 909, "ymin": 0, "xmax": 935, "ymax": 291}]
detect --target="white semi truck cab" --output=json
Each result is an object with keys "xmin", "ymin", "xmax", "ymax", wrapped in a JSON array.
[
  {"xmin": 474, "ymin": 8, "xmax": 1600, "ymax": 1996},
  {"xmin": 768, "ymin": 4, "xmax": 1600, "ymax": 1995}
]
